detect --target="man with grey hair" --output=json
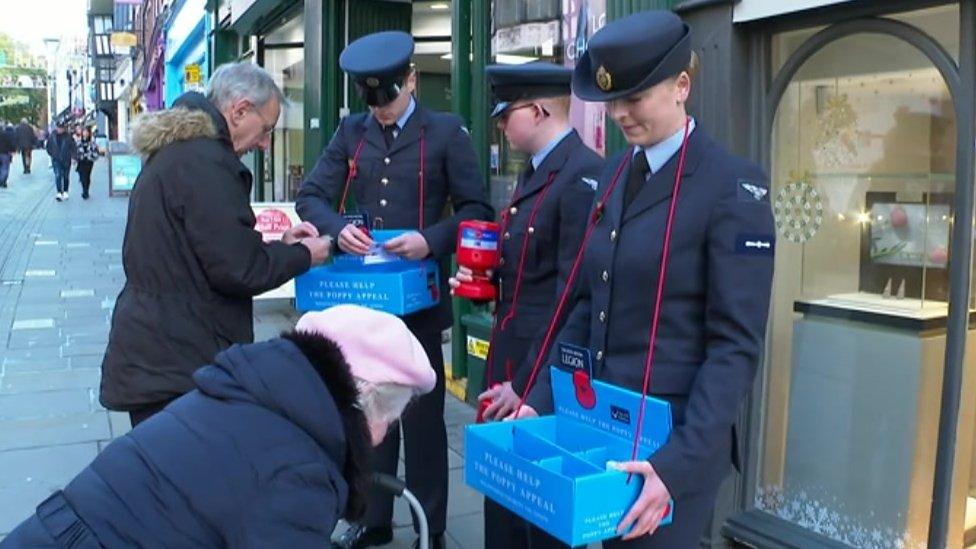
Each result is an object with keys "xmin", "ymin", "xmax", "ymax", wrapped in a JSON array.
[{"xmin": 100, "ymin": 62, "xmax": 331, "ymax": 426}]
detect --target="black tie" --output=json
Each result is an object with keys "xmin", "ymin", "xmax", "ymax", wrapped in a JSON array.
[
  {"xmin": 518, "ymin": 162, "xmax": 535, "ymax": 189},
  {"xmin": 623, "ymin": 151, "xmax": 651, "ymax": 209},
  {"xmin": 382, "ymin": 125, "xmax": 397, "ymax": 148}
]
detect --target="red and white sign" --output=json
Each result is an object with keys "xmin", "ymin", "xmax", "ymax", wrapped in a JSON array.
[
  {"xmin": 252, "ymin": 202, "xmax": 300, "ymax": 300},
  {"xmin": 255, "ymin": 207, "xmax": 295, "ymax": 242}
]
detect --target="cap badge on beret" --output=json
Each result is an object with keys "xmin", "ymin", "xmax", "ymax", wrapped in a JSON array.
[
  {"xmin": 596, "ymin": 65, "xmax": 613, "ymax": 92},
  {"xmin": 366, "ymin": 77, "xmax": 380, "ymax": 88}
]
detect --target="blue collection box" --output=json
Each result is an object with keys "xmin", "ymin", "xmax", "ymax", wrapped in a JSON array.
[
  {"xmin": 295, "ymin": 230, "xmax": 440, "ymax": 316},
  {"xmin": 465, "ymin": 367, "xmax": 673, "ymax": 546}
]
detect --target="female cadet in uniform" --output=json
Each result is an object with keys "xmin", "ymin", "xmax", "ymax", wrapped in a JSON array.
[
  {"xmin": 449, "ymin": 62, "xmax": 603, "ymax": 549},
  {"xmin": 516, "ymin": 11, "xmax": 776, "ymax": 548},
  {"xmin": 296, "ymin": 31, "xmax": 492, "ymax": 549}
]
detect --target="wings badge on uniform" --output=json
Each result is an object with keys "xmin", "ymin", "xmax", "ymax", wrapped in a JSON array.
[
  {"xmin": 738, "ymin": 180, "xmax": 769, "ymax": 203},
  {"xmin": 581, "ymin": 177, "xmax": 598, "ymax": 190}
]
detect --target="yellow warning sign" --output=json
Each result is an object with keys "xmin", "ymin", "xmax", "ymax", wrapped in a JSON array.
[
  {"xmin": 184, "ymin": 63, "xmax": 202, "ymax": 85},
  {"xmin": 466, "ymin": 335, "xmax": 490, "ymax": 360}
]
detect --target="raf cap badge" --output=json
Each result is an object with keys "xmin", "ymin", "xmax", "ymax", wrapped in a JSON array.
[
  {"xmin": 366, "ymin": 77, "xmax": 380, "ymax": 88},
  {"xmin": 596, "ymin": 65, "xmax": 612, "ymax": 92}
]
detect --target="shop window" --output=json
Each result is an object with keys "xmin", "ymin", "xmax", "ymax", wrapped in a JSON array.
[
  {"xmin": 756, "ymin": 30, "xmax": 956, "ymax": 548},
  {"xmin": 260, "ymin": 10, "xmax": 304, "ymax": 202}
]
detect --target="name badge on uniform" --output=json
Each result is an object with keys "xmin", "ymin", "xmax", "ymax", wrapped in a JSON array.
[
  {"xmin": 559, "ymin": 342, "xmax": 597, "ymax": 409},
  {"xmin": 735, "ymin": 233, "xmax": 775, "ymax": 256},
  {"xmin": 343, "ymin": 212, "xmax": 370, "ymax": 233}
]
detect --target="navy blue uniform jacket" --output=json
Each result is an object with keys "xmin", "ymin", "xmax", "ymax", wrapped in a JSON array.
[
  {"xmin": 296, "ymin": 105, "xmax": 493, "ymax": 332},
  {"xmin": 526, "ymin": 127, "xmax": 775, "ymax": 500},
  {"xmin": 3, "ymin": 339, "xmax": 352, "ymax": 547},
  {"xmin": 489, "ymin": 130, "xmax": 602, "ymax": 394}
]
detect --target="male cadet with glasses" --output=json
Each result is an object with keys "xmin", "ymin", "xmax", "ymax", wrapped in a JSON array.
[
  {"xmin": 449, "ymin": 62, "xmax": 603, "ymax": 548},
  {"xmin": 296, "ymin": 31, "xmax": 493, "ymax": 549}
]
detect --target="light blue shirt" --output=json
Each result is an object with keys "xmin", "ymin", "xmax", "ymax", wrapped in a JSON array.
[
  {"xmin": 376, "ymin": 96, "xmax": 416, "ymax": 137},
  {"xmin": 392, "ymin": 96, "xmax": 416, "ymax": 137},
  {"xmin": 531, "ymin": 127, "xmax": 574, "ymax": 170},
  {"xmin": 634, "ymin": 117, "xmax": 696, "ymax": 174}
]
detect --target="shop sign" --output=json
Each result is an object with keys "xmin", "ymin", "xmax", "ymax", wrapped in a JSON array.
[
  {"xmin": 493, "ymin": 21, "xmax": 560, "ymax": 55},
  {"xmin": 563, "ymin": 0, "xmax": 607, "ymax": 156},
  {"xmin": 110, "ymin": 32, "xmax": 138, "ymax": 48},
  {"xmin": 733, "ymin": 0, "xmax": 855, "ymax": 22},
  {"xmin": 184, "ymin": 63, "xmax": 202, "ymax": 85}
]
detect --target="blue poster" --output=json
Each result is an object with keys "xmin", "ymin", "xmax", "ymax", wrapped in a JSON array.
[{"xmin": 111, "ymin": 154, "xmax": 142, "ymax": 193}]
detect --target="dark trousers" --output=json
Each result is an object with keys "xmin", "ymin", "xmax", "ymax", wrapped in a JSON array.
[
  {"xmin": 78, "ymin": 161, "xmax": 93, "ymax": 197},
  {"xmin": 53, "ymin": 163, "xmax": 69, "ymax": 193},
  {"xmin": 484, "ymin": 498, "xmax": 566, "ymax": 549},
  {"xmin": 128, "ymin": 398, "xmax": 174, "ymax": 427},
  {"xmin": 21, "ymin": 148, "xmax": 32, "ymax": 172},
  {"xmin": 364, "ymin": 328, "xmax": 448, "ymax": 535},
  {"xmin": 601, "ymin": 486, "xmax": 721, "ymax": 549},
  {"xmin": 0, "ymin": 153, "xmax": 11, "ymax": 185}
]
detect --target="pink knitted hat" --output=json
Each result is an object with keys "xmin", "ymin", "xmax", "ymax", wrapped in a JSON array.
[{"xmin": 295, "ymin": 305, "xmax": 436, "ymax": 394}]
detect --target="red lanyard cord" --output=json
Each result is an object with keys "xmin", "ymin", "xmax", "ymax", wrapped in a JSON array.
[
  {"xmin": 483, "ymin": 170, "xmax": 559, "ymax": 386},
  {"xmin": 514, "ymin": 155, "xmax": 630, "ymax": 413},
  {"xmin": 514, "ymin": 118, "xmax": 692, "ymax": 474},
  {"xmin": 337, "ymin": 128, "xmax": 427, "ymax": 229},
  {"xmin": 338, "ymin": 136, "xmax": 367, "ymax": 216},
  {"xmin": 418, "ymin": 128, "xmax": 426, "ymax": 229},
  {"xmin": 629, "ymin": 117, "xmax": 691, "ymax": 466}
]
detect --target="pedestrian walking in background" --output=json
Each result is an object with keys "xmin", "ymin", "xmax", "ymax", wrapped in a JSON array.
[
  {"xmin": 0, "ymin": 124, "xmax": 16, "ymax": 188},
  {"xmin": 99, "ymin": 62, "xmax": 331, "ymax": 428},
  {"xmin": 16, "ymin": 118, "xmax": 35, "ymax": 174},
  {"xmin": 75, "ymin": 127, "xmax": 101, "ymax": 200},
  {"xmin": 45, "ymin": 120, "xmax": 75, "ymax": 201},
  {"xmin": 2, "ymin": 305, "xmax": 437, "ymax": 548}
]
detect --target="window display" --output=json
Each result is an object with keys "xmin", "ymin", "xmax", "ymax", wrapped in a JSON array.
[{"xmin": 756, "ymin": 28, "xmax": 959, "ymax": 548}]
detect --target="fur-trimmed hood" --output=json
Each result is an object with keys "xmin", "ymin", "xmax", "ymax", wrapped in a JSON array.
[{"xmin": 129, "ymin": 91, "xmax": 229, "ymax": 156}]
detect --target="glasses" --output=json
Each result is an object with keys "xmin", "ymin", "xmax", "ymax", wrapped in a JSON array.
[
  {"xmin": 499, "ymin": 102, "xmax": 550, "ymax": 121},
  {"xmin": 249, "ymin": 106, "xmax": 277, "ymax": 135}
]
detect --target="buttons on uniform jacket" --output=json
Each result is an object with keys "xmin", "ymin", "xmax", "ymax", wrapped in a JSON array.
[
  {"xmin": 384, "ymin": 157, "xmax": 391, "ymax": 165},
  {"xmin": 610, "ymin": 230, "xmax": 617, "ymax": 242},
  {"xmin": 596, "ymin": 350, "xmax": 604, "ymax": 361},
  {"xmin": 599, "ymin": 310, "xmax": 606, "ymax": 322},
  {"xmin": 509, "ymin": 206, "xmax": 518, "ymax": 215},
  {"xmin": 380, "ymin": 199, "xmax": 388, "ymax": 207},
  {"xmin": 504, "ymin": 232, "xmax": 511, "ymax": 240},
  {"xmin": 527, "ymin": 226, "xmax": 535, "ymax": 235},
  {"xmin": 381, "ymin": 177, "xmax": 389, "ymax": 185},
  {"xmin": 601, "ymin": 270, "xmax": 609, "ymax": 282}
]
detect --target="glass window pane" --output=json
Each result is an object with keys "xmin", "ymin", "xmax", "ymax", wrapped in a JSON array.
[
  {"xmin": 263, "ymin": 46, "xmax": 304, "ymax": 202},
  {"xmin": 771, "ymin": 5, "xmax": 958, "ymax": 75},
  {"xmin": 757, "ymin": 30, "xmax": 955, "ymax": 548},
  {"xmin": 264, "ymin": 11, "xmax": 304, "ymax": 44}
]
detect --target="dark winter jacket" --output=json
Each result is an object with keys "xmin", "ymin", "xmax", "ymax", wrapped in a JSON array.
[
  {"xmin": 0, "ymin": 127, "xmax": 17, "ymax": 154},
  {"xmin": 99, "ymin": 91, "xmax": 312, "ymax": 410},
  {"xmin": 2, "ymin": 334, "xmax": 372, "ymax": 548},
  {"xmin": 16, "ymin": 122, "xmax": 35, "ymax": 149},
  {"xmin": 45, "ymin": 130, "xmax": 74, "ymax": 166}
]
